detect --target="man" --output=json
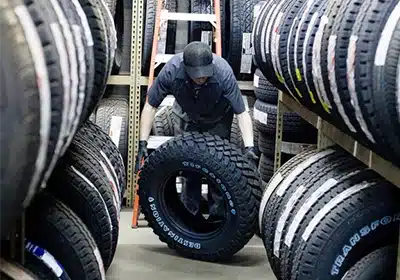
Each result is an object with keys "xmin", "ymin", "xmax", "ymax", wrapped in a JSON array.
[{"xmin": 135, "ymin": 41, "xmax": 258, "ymax": 221}]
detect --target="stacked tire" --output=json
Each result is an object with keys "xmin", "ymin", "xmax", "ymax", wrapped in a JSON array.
[
  {"xmin": 259, "ymin": 147, "xmax": 400, "ymax": 280},
  {"xmin": 252, "ymin": 69, "xmax": 317, "ymax": 184},
  {"xmin": 1, "ymin": 0, "xmax": 118, "ymax": 278},
  {"xmin": 252, "ymin": 0, "xmax": 400, "ymax": 166},
  {"xmin": 21, "ymin": 121, "xmax": 125, "ymax": 279},
  {"xmin": 1, "ymin": 0, "xmax": 115, "ymax": 238}
]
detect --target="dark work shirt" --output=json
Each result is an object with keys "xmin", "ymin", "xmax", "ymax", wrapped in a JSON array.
[{"xmin": 147, "ymin": 53, "xmax": 246, "ymax": 124}]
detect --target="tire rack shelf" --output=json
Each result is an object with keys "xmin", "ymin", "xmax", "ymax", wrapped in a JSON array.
[
  {"xmin": 106, "ymin": 1, "xmax": 256, "ymax": 209},
  {"xmin": 274, "ymin": 90, "xmax": 400, "ymax": 280}
]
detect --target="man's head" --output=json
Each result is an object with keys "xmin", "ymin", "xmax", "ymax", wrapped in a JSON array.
[{"xmin": 183, "ymin": 41, "xmax": 214, "ymax": 85}]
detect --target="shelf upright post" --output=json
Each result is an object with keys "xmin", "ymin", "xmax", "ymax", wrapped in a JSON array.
[
  {"xmin": 274, "ymin": 91, "xmax": 286, "ymax": 172},
  {"xmin": 125, "ymin": 0, "xmax": 144, "ymax": 208}
]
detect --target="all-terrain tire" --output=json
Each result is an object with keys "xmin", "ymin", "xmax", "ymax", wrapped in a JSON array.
[
  {"xmin": 139, "ymin": 132, "xmax": 261, "ymax": 261},
  {"xmin": 25, "ymin": 192, "xmax": 106, "ymax": 280}
]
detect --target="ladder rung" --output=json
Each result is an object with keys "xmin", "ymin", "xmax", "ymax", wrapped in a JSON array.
[
  {"xmin": 161, "ymin": 12, "xmax": 216, "ymax": 22},
  {"xmin": 147, "ymin": 136, "xmax": 174, "ymax": 150}
]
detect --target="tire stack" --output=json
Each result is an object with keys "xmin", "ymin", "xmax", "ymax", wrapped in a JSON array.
[
  {"xmin": 252, "ymin": 69, "xmax": 317, "ymax": 185},
  {"xmin": 1, "ymin": 0, "xmax": 119, "ymax": 278},
  {"xmin": 259, "ymin": 147, "xmax": 400, "ymax": 280},
  {"xmin": 252, "ymin": 0, "xmax": 400, "ymax": 167}
]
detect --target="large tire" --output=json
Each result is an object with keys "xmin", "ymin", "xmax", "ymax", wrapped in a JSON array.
[
  {"xmin": 274, "ymin": 0, "xmax": 307, "ymax": 101},
  {"xmin": 260, "ymin": 147, "xmax": 345, "ymax": 277},
  {"xmin": 78, "ymin": 120, "xmax": 126, "ymax": 199},
  {"xmin": 253, "ymin": 69, "xmax": 278, "ymax": 104},
  {"xmin": 24, "ymin": 240, "xmax": 71, "ymax": 280},
  {"xmin": 26, "ymin": 0, "xmax": 74, "ymax": 183},
  {"xmin": 77, "ymin": 0, "xmax": 110, "ymax": 117},
  {"xmin": 341, "ymin": 245, "xmax": 398, "ymax": 280},
  {"xmin": 353, "ymin": 0, "xmax": 400, "ymax": 165},
  {"xmin": 64, "ymin": 0, "xmax": 95, "ymax": 126},
  {"xmin": 95, "ymin": 97, "xmax": 129, "ymax": 165},
  {"xmin": 66, "ymin": 140, "xmax": 120, "ymax": 262},
  {"xmin": 289, "ymin": 170, "xmax": 400, "ymax": 280},
  {"xmin": 226, "ymin": 0, "xmax": 243, "ymax": 76},
  {"xmin": 55, "ymin": 0, "xmax": 94, "ymax": 153},
  {"xmin": 152, "ymin": 106, "xmax": 174, "ymax": 136},
  {"xmin": 47, "ymin": 162, "xmax": 115, "ymax": 270},
  {"xmin": 0, "ymin": 0, "xmax": 50, "ymax": 237},
  {"xmin": 25, "ymin": 192, "xmax": 106, "ymax": 280},
  {"xmin": 139, "ymin": 132, "xmax": 261, "ymax": 261},
  {"xmin": 142, "ymin": 0, "xmax": 177, "ymax": 75}
]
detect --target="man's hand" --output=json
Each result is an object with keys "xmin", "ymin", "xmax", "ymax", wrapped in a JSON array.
[
  {"xmin": 135, "ymin": 140, "xmax": 148, "ymax": 173},
  {"xmin": 244, "ymin": 146, "xmax": 259, "ymax": 168}
]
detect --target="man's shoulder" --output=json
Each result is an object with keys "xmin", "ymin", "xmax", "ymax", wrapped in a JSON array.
[{"xmin": 212, "ymin": 54, "xmax": 235, "ymax": 83}]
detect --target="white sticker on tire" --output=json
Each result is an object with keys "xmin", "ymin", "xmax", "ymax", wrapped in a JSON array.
[
  {"xmin": 276, "ymin": 149, "xmax": 335, "ymax": 197},
  {"xmin": 15, "ymin": 6, "xmax": 51, "ymax": 206},
  {"xmin": 347, "ymin": 35, "xmax": 375, "ymax": 143},
  {"xmin": 253, "ymin": 74, "xmax": 260, "ymax": 87},
  {"xmin": 374, "ymin": 2, "xmax": 400, "ymax": 66},
  {"xmin": 109, "ymin": 116, "xmax": 123, "ymax": 146},
  {"xmin": 312, "ymin": 15, "xmax": 332, "ymax": 112},
  {"xmin": 253, "ymin": 107, "xmax": 268, "ymax": 125},
  {"xmin": 327, "ymin": 35, "xmax": 357, "ymax": 133},
  {"xmin": 274, "ymin": 185, "xmax": 307, "ymax": 257},
  {"xmin": 25, "ymin": 241, "xmax": 64, "ymax": 277},
  {"xmin": 285, "ymin": 177, "xmax": 340, "ymax": 247},
  {"xmin": 301, "ymin": 181, "xmax": 375, "ymax": 242}
]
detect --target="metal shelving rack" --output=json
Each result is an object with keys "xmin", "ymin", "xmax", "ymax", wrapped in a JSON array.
[
  {"xmin": 274, "ymin": 91, "xmax": 400, "ymax": 279},
  {"xmin": 106, "ymin": 0, "xmax": 254, "ymax": 208}
]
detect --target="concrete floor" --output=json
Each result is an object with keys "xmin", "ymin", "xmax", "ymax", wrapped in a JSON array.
[{"xmin": 106, "ymin": 209, "xmax": 277, "ymax": 280}]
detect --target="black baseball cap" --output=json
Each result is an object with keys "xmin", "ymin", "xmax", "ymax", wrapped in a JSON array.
[{"xmin": 183, "ymin": 41, "xmax": 214, "ymax": 79}]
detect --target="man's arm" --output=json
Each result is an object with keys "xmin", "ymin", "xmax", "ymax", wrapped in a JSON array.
[
  {"xmin": 222, "ymin": 72, "xmax": 254, "ymax": 147},
  {"xmin": 139, "ymin": 68, "xmax": 172, "ymax": 141}
]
